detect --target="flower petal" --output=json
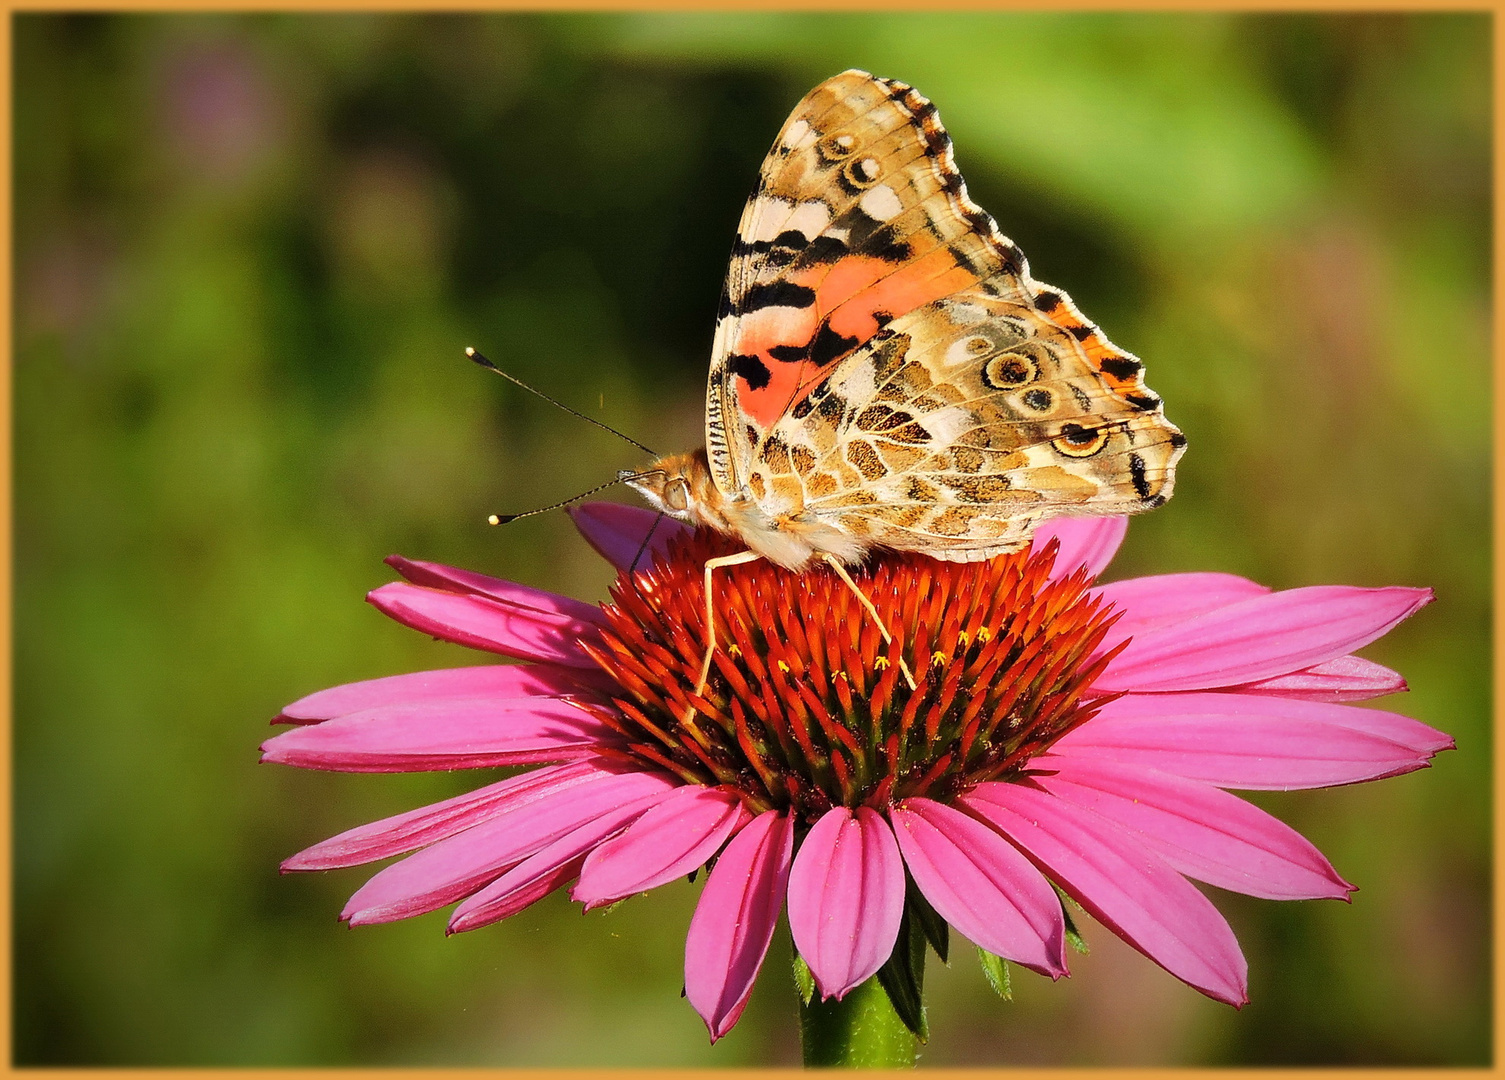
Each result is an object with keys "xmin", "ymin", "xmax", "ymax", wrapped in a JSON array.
[
  {"xmin": 1092, "ymin": 572, "xmax": 1272, "ymax": 654},
  {"xmin": 281, "ymin": 761, "xmax": 599, "ymax": 871},
  {"xmin": 1052, "ymin": 691, "xmax": 1454, "ymax": 790},
  {"xmin": 963, "ymin": 780, "xmax": 1248, "ymax": 1006},
  {"xmin": 259, "ymin": 697, "xmax": 616, "ymax": 772},
  {"xmin": 567, "ymin": 501, "xmax": 690, "ymax": 572},
  {"xmin": 684, "ymin": 810, "xmax": 794, "ymax": 1042},
  {"xmin": 385, "ymin": 554, "xmax": 604, "ymax": 624},
  {"xmin": 889, "ymin": 798, "xmax": 1066, "ymax": 976},
  {"xmin": 448, "ymin": 789, "xmax": 675, "ymax": 932},
  {"xmin": 786, "ymin": 806, "xmax": 905, "ymax": 1001},
  {"xmin": 340, "ymin": 765, "xmax": 676, "ymax": 925},
  {"xmin": 275, "ymin": 664, "xmax": 595, "ymax": 725},
  {"xmin": 367, "ymin": 581, "xmax": 600, "ymax": 667},
  {"xmin": 1031, "ymin": 515, "xmax": 1127, "ymax": 580},
  {"xmin": 1094, "ymin": 585, "xmax": 1433, "ymax": 692},
  {"xmin": 1029, "ymin": 757, "xmax": 1353, "ymax": 900},
  {"xmin": 573, "ymin": 786, "xmax": 749, "ymax": 910},
  {"xmin": 1232, "ymin": 655, "xmax": 1407, "ymax": 703}
]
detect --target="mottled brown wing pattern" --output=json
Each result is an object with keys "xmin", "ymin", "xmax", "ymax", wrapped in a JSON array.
[{"xmin": 740, "ymin": 290, "xmax": 1187, "ymax": 561}]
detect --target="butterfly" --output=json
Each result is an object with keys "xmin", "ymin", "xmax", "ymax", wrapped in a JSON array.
[
  {"xmin": 622, "ymin": 70, "xmax": 1186, "ymax": 692},
  {"xmin": 626, "ymin": 69, "xmax": 1184, "ymax": 577}
]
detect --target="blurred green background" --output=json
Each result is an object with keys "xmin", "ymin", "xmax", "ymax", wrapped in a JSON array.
[{"xmin": 14, "ymin": 12, "xmax": 1491, "ymax": 1066}]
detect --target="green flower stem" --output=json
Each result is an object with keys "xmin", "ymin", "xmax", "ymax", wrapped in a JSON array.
[{"xmin": 799, "ymin": 974, "xmax": 919, "ymax": 1068}]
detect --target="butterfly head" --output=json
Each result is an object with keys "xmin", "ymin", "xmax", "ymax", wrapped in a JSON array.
[{"xmin": 622, "ymin": 449, "xmax": 726, "ymax": 529}]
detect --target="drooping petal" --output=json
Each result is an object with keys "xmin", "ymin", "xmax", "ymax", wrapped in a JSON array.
[
  {"xmin": 1232, "ymin": 655, "xmax": 1407, "ymax": 703},
  {"xmin": 367, "ymin": 582, "xmax": 600, "ymax": 667},
  {"xmin": 786, "ymin": 806, "xmax": 905, "ymax": 1001},
  {"xmin": 1051, "ymin": 691, "xmax": 1453, "ymax": 790},
  {"xmin": 685, "ymin": 810, "xmax": 794, "ymax": 1042},
  {"xmin": 1031, "ymin": 515, "xmax": 1127, "ymax": 580},
  {"xmin": 567, "ymin": 501, "xmax": 691, "ymax": 572},
  {"xmin": 385, "ymin": 554, "xmax": 606, "ymax": 625},
  {"xmin": 962, "ymin": 781, "xmax": 1249, "ymax": 1006},
  {"xmin": 275, "ymin": 664, "xmax": 599, "ymax": 725},
  {"xmin": 340, "ymin": 766, "xmax": 676, "ymax": 925},
  {"xmin": 889, "ymin": 798, "xmax": 1066, "ymax": 976},
  {"xmin": 573, "ymin": 786, "xmax": 749, "ymax": 910},
  {"xmin": 281, "ymin": 761, "xmax": 599, "ymax": 871},
  {"xmin": 448, "ymin": 789, "xmax": 675, "ymax": 932},
  {"xmin": 1028, "ymin": 757, "xmax": 1353, "ymax": 900},
  {"xmin": 1094, "ymin": 585, "xmax": 1433, "ymax": 692},
  {"xmin": 259, "ymin": 697, "xmax": 616, "ymax": 772}
]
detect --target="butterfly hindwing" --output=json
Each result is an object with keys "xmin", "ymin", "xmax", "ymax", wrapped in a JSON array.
[{"xmin": 749, "ymin": 289, "xmax": 1185, "ymax": 560}]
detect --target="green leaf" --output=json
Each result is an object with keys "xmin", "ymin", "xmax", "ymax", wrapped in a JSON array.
[
  {"xmin": 976, "ymin": 947, "xmax": 1012, "ymax": 1000},
  {"xmin": 906, "ymin": 874, "xmax": 950, "ymax": 964},
  {"xmin": 875, "ymin": 908, "xmax": 930, "ymax": 1041},
  {"xmin": 1052, "ymin": 883, "xmax": 1090, "ymax": 954},
  {"xmin": 793, "ymin": 951, "xmax": 816, "ymax": 1006}
]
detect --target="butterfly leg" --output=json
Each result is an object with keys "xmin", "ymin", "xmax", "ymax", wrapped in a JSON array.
[
  {"xmin": 684, "ymin": 550, "xmax": 764, "ymax": 720},
  {"xmin": 818, "ymin": 553, "xmax": 918, "ymax": 691}
]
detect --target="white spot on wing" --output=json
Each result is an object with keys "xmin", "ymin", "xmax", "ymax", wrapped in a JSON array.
[
  {"xmin": 782, "ymin": 119, "xmax": 814, "ymax": 152},
  {"xmin": 785, "ymin": 200, "xmax": 832, "ymax": 241},
  {"xmin": 744, "ymin": 196, "xmax": 795, "ymax": 243},
  {"xmin": 859, "ymin": 184, "xmax": 904, "ymax": 222}
]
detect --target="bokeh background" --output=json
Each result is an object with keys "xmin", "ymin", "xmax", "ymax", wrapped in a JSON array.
[{"xmin": 15, "ymin": 11, "xmax": 1491, "ymax": 1066}]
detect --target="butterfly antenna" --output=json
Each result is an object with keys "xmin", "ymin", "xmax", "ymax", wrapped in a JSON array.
[
  {"xmin": 487, "ymin": 470, "xmax": 663, "ymax": 526},
  {"xmin": 466, "ymin": 347, "xmax": 658, "ymax": 457}
]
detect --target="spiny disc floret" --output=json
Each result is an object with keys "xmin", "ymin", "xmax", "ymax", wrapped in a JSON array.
[{"xmin": 581, "ymin": 530, "xmax": 1124, "ymax": 821}]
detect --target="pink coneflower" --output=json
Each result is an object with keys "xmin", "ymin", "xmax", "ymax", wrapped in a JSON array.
[{"xmin": 264, "ymin": 504, "xmax": 1449, "ymax": 1042}]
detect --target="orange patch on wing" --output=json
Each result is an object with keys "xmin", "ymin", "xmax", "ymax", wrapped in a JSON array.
[{"xmin": 732, "ymin": 252, "xmax": 980, "ymax": 430}]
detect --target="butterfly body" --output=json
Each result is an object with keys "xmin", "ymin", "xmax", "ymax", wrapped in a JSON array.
[{"xmin": 628, "ymin": 70, "xmax": 1185, "ymax": 571}]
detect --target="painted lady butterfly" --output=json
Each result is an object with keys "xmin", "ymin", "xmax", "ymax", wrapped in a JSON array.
[{"xmin": 626, "ymin": 70, "xmax": 1185, "ymax": 575}]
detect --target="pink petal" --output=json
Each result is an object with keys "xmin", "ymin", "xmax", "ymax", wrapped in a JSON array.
[
  {"xmin": 1029, "ymin": 757, "xmax": 1353, "ymax": 900},
  {"xmin": 1094, "ymin": 585, "xmax": 1433, "ymax": 692},
  {"xmin": 684, "ymin": 810, "xmax": 794, "ymax": 1042},
  {"xmin": 889, "ymin": 798, "xmax": 1067, "ymax": 976},
  {"xmin": 1031, "ymin": 515, "xmax": 1127, "ymax": 580},
  {"xmin": 447, "ymin": 789, "xmax": 674, "ymax": 932},
  {"xmin": 786, "ymin": 806, "xmax": 905, "ymax": 1001},
  {"xmin": 275, "ymin": 664, "xmax": 596, "ymax": 725},
  {"xmin": 340, "ymin": 765, "xmax": 676, "ymax": 925},
  {"xmin": 1052, "ymin": 691, "xmax": 1454, "ymax": 790},
  {"xmin": 259, "ymin": 697, "xmax": 616, "ymax": 772},
  {"xmin": 573, "ymin": 786, "xmax": 749, "ymax": 910},
  {"xmin": 367, "ymin": 582, "xmax": 599, "ymax": 667},
  {"xmin": 282, "ymin": 761, "xmax": 598, "ymax": 871},
  {"xmin": 567, "ymin": 501, "xmax": 690, "ymax": 572},
  {"xmin": 1092, "ymin": 572, "xmax": 1272, "ymax": 654},
  {"xmin": 1232, "ymin": 655, "xmax": 1407, "ymax": 703},
  {"xmin": 963, "ymin": 781, "xmax": 1249, "ymax": 1006},
  {"xmin": 385, "ymin": 554, "xmax": 604, "ymax": 624}
]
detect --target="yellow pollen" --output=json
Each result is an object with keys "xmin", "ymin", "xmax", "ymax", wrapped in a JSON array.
[
  {"xmin": 977, "ymin": 626, "xmax": 992, "ymax": 642},
  {"xmin": 728, "ymin": 645, "xmax": 742, "ymax": 658},
  {"xmin": 874, "ymin": 656, "xmax": 890, "ymax": 671},
  {"xmin": 958, "ymin": 630, "xmax": 970, "ymax": 646},
  {"xmin": 777, "ymin": 660, "xmax": 791, "ymax": 674},
  {"xmin": 931, "ymin": 651, "xmax": 948, "ymax": 666}
]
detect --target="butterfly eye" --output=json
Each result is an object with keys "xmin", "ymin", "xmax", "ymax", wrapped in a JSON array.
[
  {"xmin": 1052, "ymin": 423, "xmax": 1110, "ymax": 458},
  {"xmin": 665, "ymin": 478, "xmax": 690, "ymax": 512}
]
